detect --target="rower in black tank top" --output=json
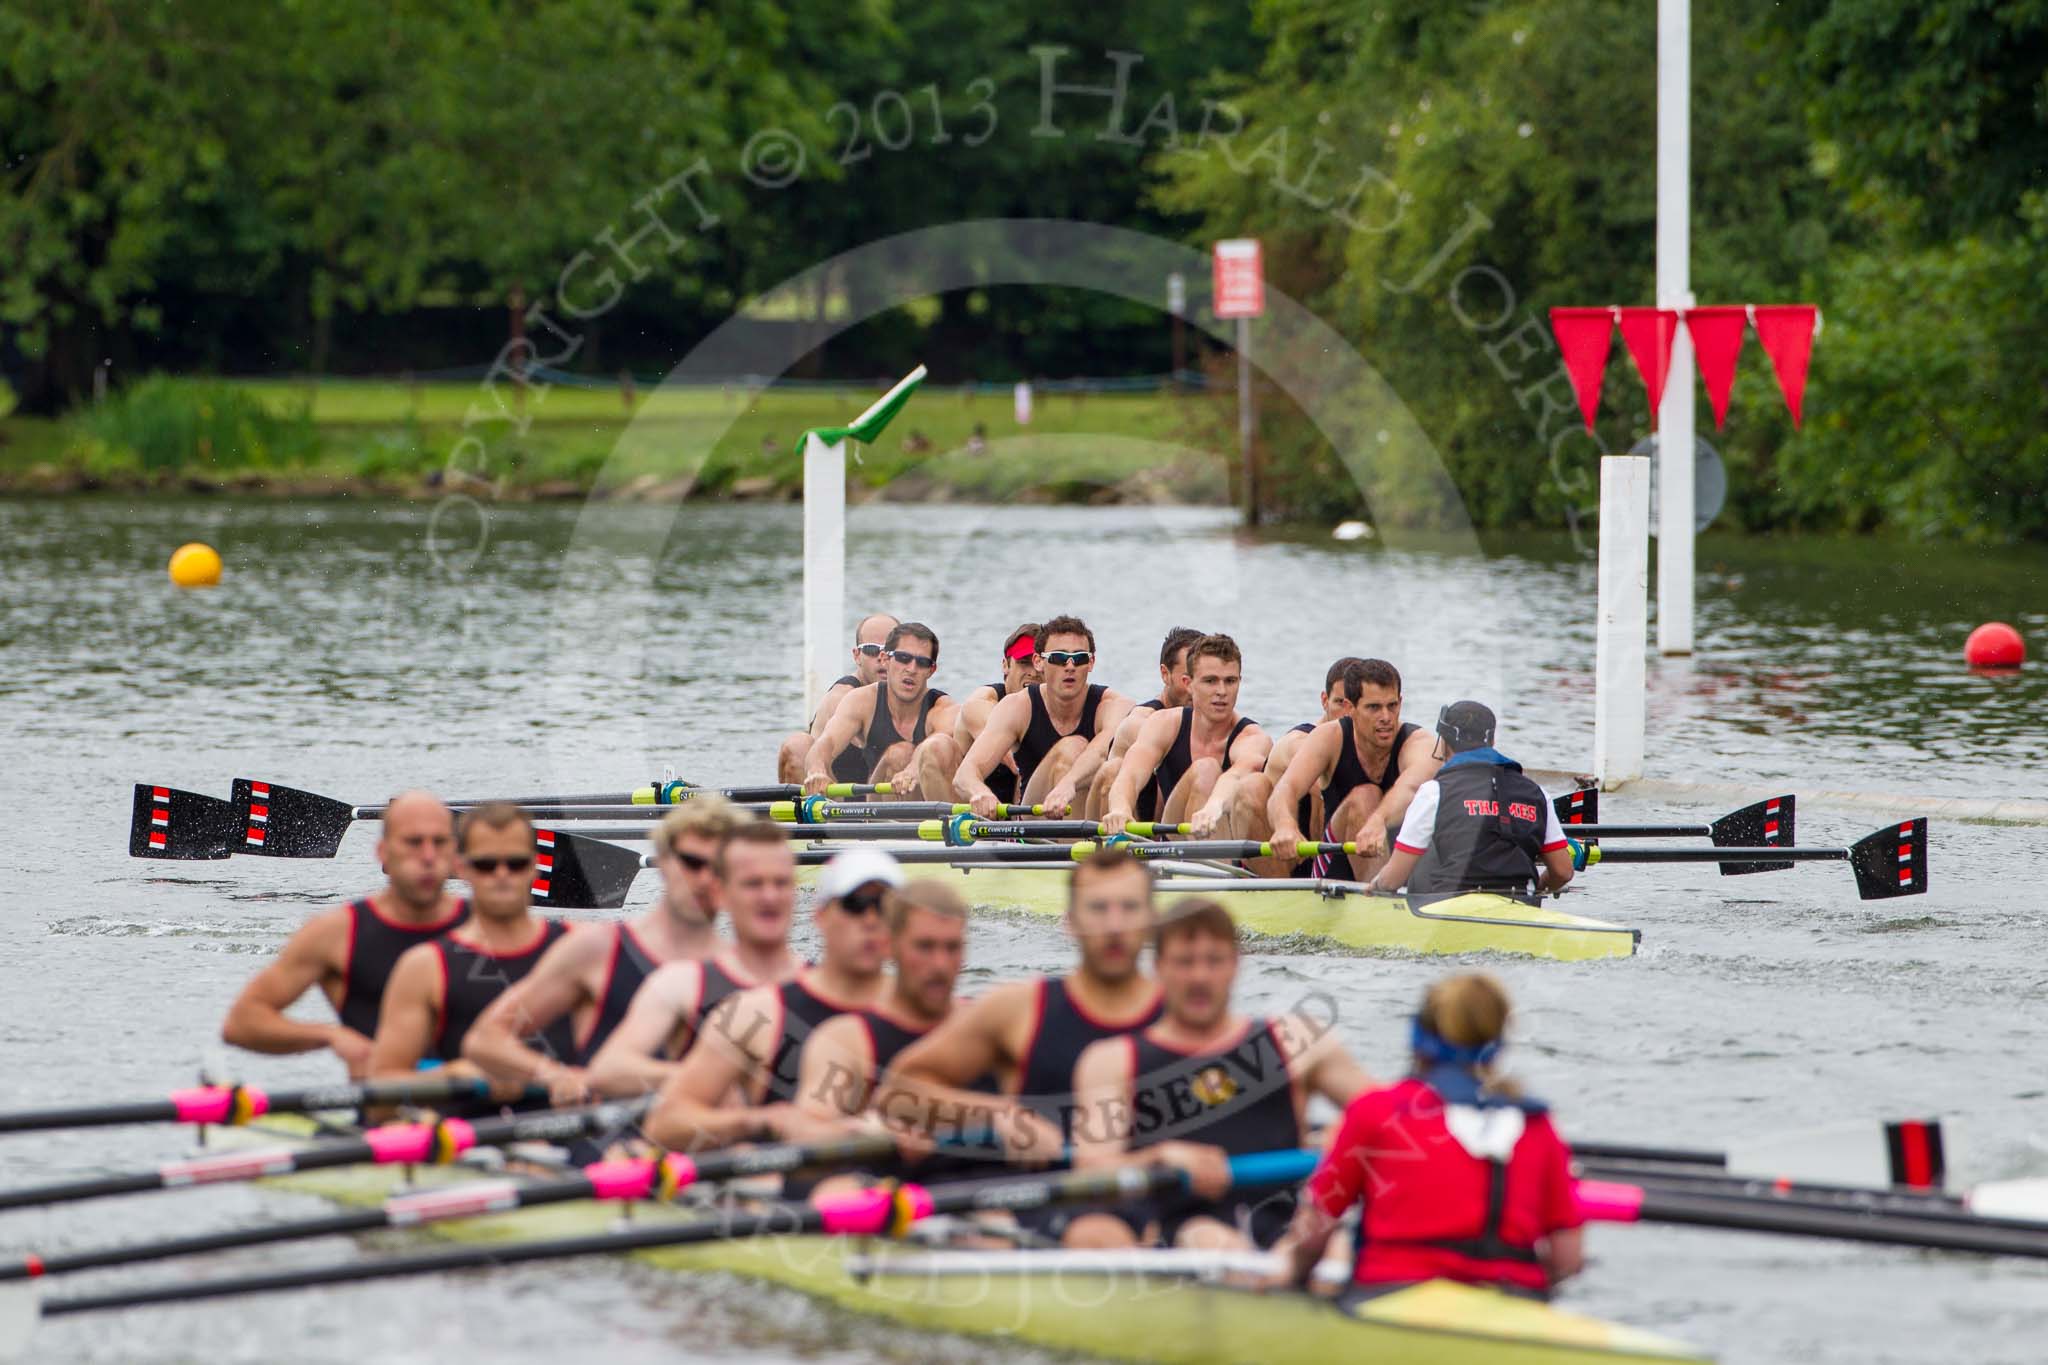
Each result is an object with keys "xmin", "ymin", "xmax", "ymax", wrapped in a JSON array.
[
  {"xmin": 1142, "ymin": 710, "xmax": 1257, "ymax": 821},
  {"xmin": 1014, "ymin": 683, "xmax": 1108, "ymax": 792},
  {"xmin": 430, "ymin": 921, "xmax": 575, "ymax": 1064},
  {"xmin": 1323, "ymin": 718, "xmax": 1422, "ymax": 821},
  {"xmin": 762, "ymin": 977, "xmax": 857, "ymax": 1104},
  {"xmin": 1124, "ymin": 1019, "xmax": 1303, "ymax": 1246},
  {"xmin": 576, "ymin": 923, "xmax": 659, "ymax": 1064},
  {"xmin": 977, "ymin": 682, "xmax": 1020, "ymax": 804},
  {"xmin": 832, "ymin": 686, "xmax": 947, "ymax": 783},
  {"xmin": 857, "ymin": 1010, "xmax": 1004, "ymax": 1181},
  {"xmin": 339, "ymin": 897, "xmax": 468, "ymax": 1037},
  {"xmin": 1013, "ymin": 977, "xmax": 1163, "ymax": 1139}
]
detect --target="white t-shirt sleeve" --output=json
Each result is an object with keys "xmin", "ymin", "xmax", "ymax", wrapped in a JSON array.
[
  {"xmin": 1393, "ymin": 781, "xmax": 1440, "ymax": 854},
  {"xmin": 1540, "ymin": 798, "xmax": 1569, "ymax": 852}
]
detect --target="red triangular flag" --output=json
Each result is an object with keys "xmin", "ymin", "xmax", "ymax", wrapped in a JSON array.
[
  {"xmin": 1751, "ymin": 304, "xmax": 1818, "ymax": 427},
  {"xmin": 1548, "ymin": 307, "xmax": 1616, "ymax": 433},
  {"xmin": 1684, "ymin": 306, "xmax": 1748, "ymax": 430},
  {"xmin": 1617, "ymin": 308, "xmax": 1681, "ymax": 426}
]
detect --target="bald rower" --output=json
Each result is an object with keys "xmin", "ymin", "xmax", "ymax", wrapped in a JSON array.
[
  {"xmin": 220, "ymin": 791, "xmax": 466, "ymax": 1078},
  {"xmin": 777, "ymin": 612, "xmax": 900, "ymax": 783}
]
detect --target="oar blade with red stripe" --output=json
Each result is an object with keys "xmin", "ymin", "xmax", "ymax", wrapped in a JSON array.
[
  {"xmin": 1710, "ymin": 794, "xmax": 1796, "ymax": 875},
  {"xmin": 530, "ymin": 829, "xmax": 644, "ymax": 910},
  {"xmin": 1848, "ymin": 817, "xmax": 1929, "ymax": 900},
  {"xmin": 229, "ymin": 780, "xmax": 355, "ymax": 858},
  {"xmin": 126, "ymin": 785, "xmax": 236, "ymax": 860}
]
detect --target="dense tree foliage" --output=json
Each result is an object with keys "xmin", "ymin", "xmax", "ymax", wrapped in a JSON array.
[{"xmin": 3, "ymin": 0, "xmax": 2045, "ymax": 536}]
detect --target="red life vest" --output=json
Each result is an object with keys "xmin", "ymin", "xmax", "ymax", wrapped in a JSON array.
[{"xmin": 1305, "ymin": 1076, "xmax": 1582, "ymax": 1293}]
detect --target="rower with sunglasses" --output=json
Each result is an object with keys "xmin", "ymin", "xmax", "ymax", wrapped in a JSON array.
[
  {"xmin": 646, "ymin": 848, "xmax": 899, "ymax": 1150},
  {"xmin": 588, "ymin": 820, "xmax": 805, "ymax": 1098},
  {"xmin": 220, "ymin": 790, "xmax": 466, "ymax": 1079},
  {"xmin": 803, "ymin": 622, "xmax": 957, "ymax": 797},
  {"xmin": 777, "ymin": 612, "xmax": 899, "ymax": 784},
  {"xmin": 909, "ymin": 621, "xmax": 1042, "ymax": 809},
  {"xmin": 462, "ymin": 796, "xmax": 741, "ymax": 1105},
  {"xmin": 367, "ymin": 802, "xmax": 579, "ymax": 1094},
  {"xmin": 955, "ymin": 614, "xmax": 1134, "ymax": 819}
]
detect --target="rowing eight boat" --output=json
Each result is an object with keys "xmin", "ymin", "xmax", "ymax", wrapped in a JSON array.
[
  {"xmin": 214, "ymin": 1116, "xmax": 1705, "ymax": 1363},
  {"xmin": 793, "ymin": 854, "xmax": 1640, "ymax": 962}
]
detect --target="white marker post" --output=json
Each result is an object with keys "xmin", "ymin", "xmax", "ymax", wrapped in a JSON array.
[
  {"xmin": 1212, "ymin": 239, "xmax": 1264, "ymax": 526},
  {"xmin": 1656, "ymin": 0, "xmax": 1695, "ymax": 655},
  {"xmin": 799, "ymin": 365, "xmax": 926, "ymax": 722},
  {"xmin": 1595, "ymin": 456, "xmax": 1650, "ymax": 788}
]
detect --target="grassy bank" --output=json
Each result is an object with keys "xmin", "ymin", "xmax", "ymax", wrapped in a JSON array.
[{"xmin": 0, "ymin": 377, "xmax": 1232, "ymax": 505}]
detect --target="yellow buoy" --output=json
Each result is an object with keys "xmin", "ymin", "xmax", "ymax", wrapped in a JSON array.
[{"xmin": 168, "ymin": 542, "xmax": 223, "ymax": 588}]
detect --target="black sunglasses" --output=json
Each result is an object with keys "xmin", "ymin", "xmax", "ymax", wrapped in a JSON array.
[
  {"xmin": 854, "ymin": 642, "xmax": 884, "ymax": 657},
  {"xmin": 1042, "ymin": 649, "xmax": 1093, "ymax": 667},
  {"xmin": 889, "ymin": 649, "xmax": 936, "ymax": 669},
  {"xmin": 468, "ymin": 855, "xmax": 534, "ymax": 874},
  {"xmin": 840, "ymin": 887, "xmax": 889, "ymax": 917},
  {"xmin": 671, "ymin": 847, "xmax": 711, "ymax": 871}
]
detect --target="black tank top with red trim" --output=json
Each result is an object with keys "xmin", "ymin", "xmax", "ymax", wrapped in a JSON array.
[
  {"xmin": 1128, "ymin": 1018, "xmax": 1302, "ymax": 1244},
  {"xmin": 339, "ymin": 896, "xmax": 468, "ymax": 1036},
  {"xmin": 1324, "ymin": 718, "xmax": 1422, "ymax": 817},
  {"xmin": 1014, "ymin": 684, "xmax": 1107, "ymax": 791},
  {"xmin": 861, "ymin": 1009, "xmax": 1002, "ymax": 1179},
  {"xmin": 661, "ymin": 956, "xmax": 755, "ymax": 1061},
  {"xmin": 762, "ymin": 977, "xmax": 856, "ymax": 1104},
  {"xmin": 577, "ymin": 923, "xmax": 660, "ymax": 1063},
  {"xmin": 1138, "ymin": 710, "xmax": 1257, "ymax": 822},
  {"xmin": 430, "ymin": 920, "xmax": 574, "ymax": 1063},
  {"xmin": 1013, "ymin": 977, "xmax": 1162, "ymax": 1139}
]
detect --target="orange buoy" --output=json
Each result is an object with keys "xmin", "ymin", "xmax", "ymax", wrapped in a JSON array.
[
  {"xmin": 1964, "ymin": 622, "xmax": 2024, "ymax": 669},
  {"xmin": 168, "ymin": 542, "xmax": 223, "ymax": 588}
]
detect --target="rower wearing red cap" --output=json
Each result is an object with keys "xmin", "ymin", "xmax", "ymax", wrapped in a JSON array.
[
  {"xmin": 910, "ymin": 622, "xmax": 1041, "ymax": 808},
  {"xmin": 1271, "ymin": 972, "xmax": 1585, "ymax": 1301}
]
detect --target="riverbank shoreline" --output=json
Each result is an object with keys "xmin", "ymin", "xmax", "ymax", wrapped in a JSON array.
[{"xmin": 0, "ymin": 377, "xmax": 1234, "ymax": 507}]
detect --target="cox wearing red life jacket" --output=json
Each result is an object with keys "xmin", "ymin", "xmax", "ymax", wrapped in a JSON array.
[{"xmin": 1272, "ymin": 973, "xmax": 1584, "ymax": 1300}]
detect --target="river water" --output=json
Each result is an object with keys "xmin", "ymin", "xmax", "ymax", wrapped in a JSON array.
[{"xmin": 3, "ymin": 494, "xmax": 2045, "ymax": 1364}]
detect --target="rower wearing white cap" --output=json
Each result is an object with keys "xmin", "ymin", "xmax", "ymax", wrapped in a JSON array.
[{"xmin": 645, "ymin": 847, "xmax": 899, "ymax": 1150}]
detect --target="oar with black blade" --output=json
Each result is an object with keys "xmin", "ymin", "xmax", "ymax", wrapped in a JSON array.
[
  {"xmin": 127, "ymin": 784, "xmax": 240, "ymax": 860},
  {"xmin": 0, "ymin": 1100, "xmax": 648, "ymax": 1212},
  {"xmin": 0, "ymin": 1076, "xmax": 541, "ymax": 1136},
  {"xmin": 0, "ymin": 1132, "xmax": 899, "ymax": 1286},
  {"xmin": 1581, "ymin": 818, "xmax": 1928, "ymax": 899},
  {"xmin": 581, "ymin": 818, "xmax": 1191, "ymax": 847},
  {"xmin": 223, "ymin": 780, "xmax": 890, "ymax": 858},
  {"xmin": 1554, "ymin": 791, "xmax": 1797, "ymax": 875},
  {"xmin": 1576, "ymin": 1162, "xmax": 2048, "ymax": 1229},
  {"xmin": 5, "ymin": 1151, "xmax": 1315, "ymax": 1328}
]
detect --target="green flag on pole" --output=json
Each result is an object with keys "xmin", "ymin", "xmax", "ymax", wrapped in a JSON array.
[{"xmin": 798, "ymin": 365, "xmax": 926, "ymax": 450}]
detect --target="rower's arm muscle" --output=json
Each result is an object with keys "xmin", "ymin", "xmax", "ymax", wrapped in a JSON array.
[
  {"xmin": 1107, "ymin": 709, "xmax": 1176, "ymax": 815},
  {"xmin": 220, "ymin": 909, "xmax": 350, "ymax": 1055},
  {"xmin": 806, "ymin": 690, "xmax": 870, "ymax": 777},
  {"xmin": 808, "ymin": 682, "xmax": 852, "ymax": 739},
  {"xmin": 795, "ymin": 1015, "xmax": 875, "ymax": 1119},
  {"xmin": 1265, "ymin": 726, "xmax": 1337, "ymax": 836},
  {"xmin": 644, "ymin": 994, "xmax": 776, "ymax": 1148},
  {"xmin": 366, "ymin": 946, "xmax": 441, "ymax": 1078},
  {"xmin": 1061, "ymin": 693, "xmax": 1132, "ymax": 795},
  {"xmin": 462, "ymin": 929, "xmax": 600, "ymax": 1084},
  {"xmin": 880, "ymin": 985, "xmax": 1020, "ymax": 1129},
  {"xmin": 955, "ymin": 694, "xmax": 1029, "ymax": 798},
  {"xmin": 586, "ymin": 963, "xmax": 701, "ymax": 1097},
  {"xmin": 1371, "ymin": 730, "xmax": 1442, "ymax": 828},
  {"xmin": 1068, "ymin": 1039, "xmax": 1135, "ymax": 1169}
]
